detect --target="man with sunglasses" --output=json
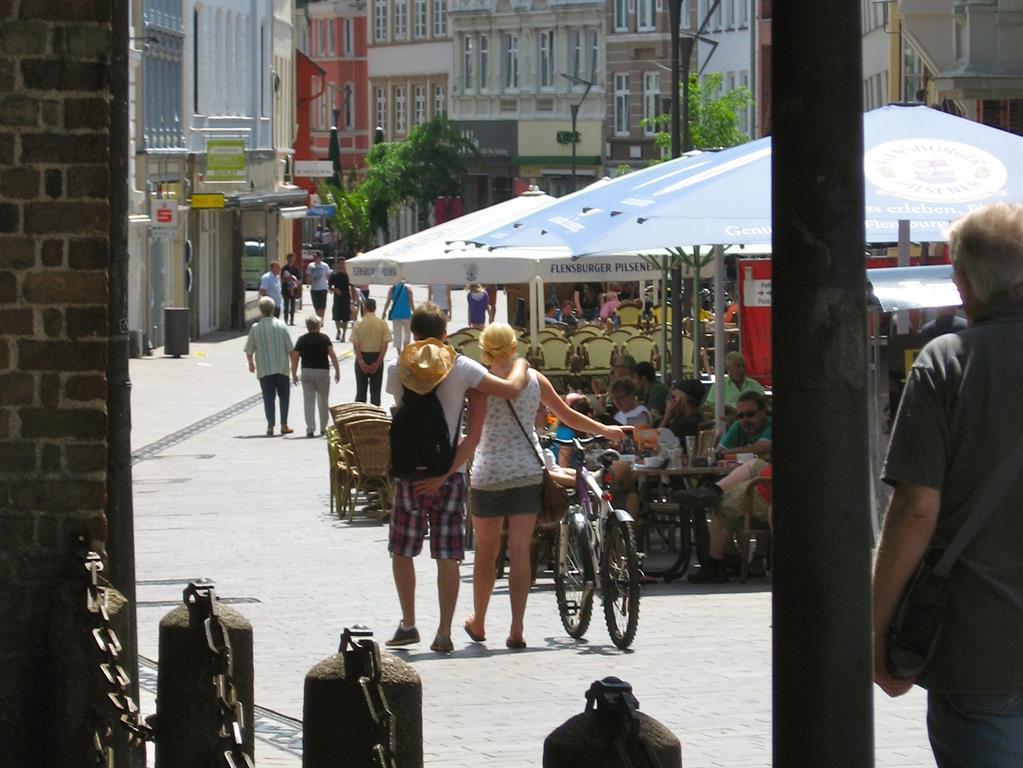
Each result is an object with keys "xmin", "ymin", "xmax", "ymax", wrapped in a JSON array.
[{"xmin": 717, "ymin": 391, "xmax": 772, "ymax": 459}]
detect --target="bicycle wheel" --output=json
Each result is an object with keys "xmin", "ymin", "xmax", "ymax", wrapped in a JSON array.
[
  {"xmin": 603, "ymin": 516, "xmax": 641, "ymax": 649},
  {"xmin": 555, "ymin": 506, "xmax": 594, "ymax": 638}
]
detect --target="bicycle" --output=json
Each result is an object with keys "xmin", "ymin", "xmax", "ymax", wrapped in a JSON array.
[{"xmin": 551, "ymin": 435, "xmax": 641, "ymax": 650}]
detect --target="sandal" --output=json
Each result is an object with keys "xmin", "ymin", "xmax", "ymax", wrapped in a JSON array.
[
  {"xmin": 430, "ymin": 635, "xmax": 454, "ymax": 654},
  {"xmin": 505, "ymin": 637, "xmax": 527, "ymax": 650},
  {"xmin": 463, "ymin": 618, "xmax": 486, "ymax": 643}
]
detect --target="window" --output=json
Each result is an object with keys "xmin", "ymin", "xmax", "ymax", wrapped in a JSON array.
[
  {"xmin": 539, "ymin": 30, "xmax": 554, "ymax": 89},
  {"xmin": 374, "ymin": 0, "xmax": 387, "ymax": 41},
  {"xmin": 343, "ymin": 84, "xmax": 354, "ymax": 129},
  {"xmin": 713, "ymin": 0, "xmax": 722, "ymax": 30},
  {"xmin": 614, "ymin": 0, "xmax": 628, "ymax": 31},
  {"xmin": 375, "ymin": 86, "xmax": 387, "ymax": 133},
  {"xmin": 724, "ymin": 0, "xmax": 734, "ymax": 29},
  {"xmin": 433, "ymin": 0, "xmax": 446, "ymax": 36},
  {"xmin": 680, "ymin": 0, "xmax": 692, "ymax": 29},
  {"xmin": 319, "ymin": 90, "xmax": 328, "ymax": 130},
  {"xmin": 903, "ymin": 40, "xmax": 924, "ymax": 101},
  {"xmin": 318, "ymin": 18, "xmax": 326, "ymax": 55},
  {"xmin": 414, "ymin": 0, "xmax": 427, "ymax": 37},
  {"xmin": 394, "ymin": 86, "xmax": 406, "ymax": 133},
  {"xmin": 394, "ymin": 0, "xmax": 407, "ymax": 38},
  {"xmin": 570, "ymin": 30, "xmax": 581, "ymax": 79},
  {"xmin": 327, "ymin": 18, "xmax": 336, "ymax": 54},
  {"xmin": 414, "ymin": 85, "xmax": 425, "ymax": 124},
  {"xmin": 479, "ymin": 35, "xmax": 489, "ymax": 91},
  {"xmin": 614, "ymin": 73, "xmax": 630, "ymax": 135},
  {"xmin": 738, "ymin": 0, "xmax": 748, "ymax": 28},
  {"xmin": 588, "ymin": 30, "xmax": 598, "ymax": 82},
  {"xmin": 643, "ymin": 72, "xmax": 659, "ymax": 135},
  {"xmin": 638, "ymin": 0, "xmax": 656, "ymax": 31},
  {"xmin": 343, "ymin": 18, "xmax": 353, "ymax": 56},
  {"xmin": 433, "ymin": 84, "xmax": 445, "ymax": 117},
  {"xmin": 739, "ymin": 70, "xmax": 750, "ymax": 134},
  {"xmin": 503, "ymin": 33, "xmax": 518, "ymax": 90},
  {"xmin": 462, "ymin": 36, "xmax": 473, "ymax": 91}
]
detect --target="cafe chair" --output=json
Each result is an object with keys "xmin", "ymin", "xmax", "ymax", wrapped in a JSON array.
[
  {"xmin": 740, "ymin": 476, "xmax": 773, "ymax": 584},
  {"xmin": 346, "ymin": 419, "xmax": 393, "ymax": 523},
  {"xmin": 457, "ymin": 337, "xmax": 485, "ymax": 365},
  {"xmin": 615, "ymin": 305, "xmax": 643, "ymax": 326}
]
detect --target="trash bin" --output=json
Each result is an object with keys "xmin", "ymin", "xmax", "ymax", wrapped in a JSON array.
[{"xmin": 163, "ymin": 307, "xmax": 189, "ymax": 358}]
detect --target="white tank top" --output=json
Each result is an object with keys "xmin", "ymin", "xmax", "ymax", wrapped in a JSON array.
[{"xmin": 470, "ymin": 370, "xmax": 544, "ymax": 490}]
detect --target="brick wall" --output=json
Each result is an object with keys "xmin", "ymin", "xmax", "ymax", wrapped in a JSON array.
[{"xmin": 0, "ymin": 0, "xmax": 113, "ymax": 760}]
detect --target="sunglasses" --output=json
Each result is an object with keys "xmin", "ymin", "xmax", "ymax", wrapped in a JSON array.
[{"xmin": 736, "ymin": 410, "xmax": 760, "ymax": 420}]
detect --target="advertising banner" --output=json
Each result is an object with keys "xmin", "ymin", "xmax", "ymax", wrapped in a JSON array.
[
  {"xmin": 738, "ymin": 258, "xmax": 772, "ymax": 386},
  {"xmin": 206, "ymin": 138, "xmax": 247, "ymax": 183}
]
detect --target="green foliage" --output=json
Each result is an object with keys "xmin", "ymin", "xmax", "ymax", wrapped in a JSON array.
[
  {"xmin": 614, "ymin": 164, "xmax": 633, "ymax": 177},
  {"xmin": 319, "ymin": 182, "xmax": 373, "ymax": 258},
  {"xmin": 643, "ymin": 72, "xmax": 753, "ymax": 158}
]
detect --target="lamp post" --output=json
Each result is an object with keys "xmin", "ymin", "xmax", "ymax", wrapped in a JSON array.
[{"xmin": 561, "ymin": 73, "xmax": 594, "ymax": 193}]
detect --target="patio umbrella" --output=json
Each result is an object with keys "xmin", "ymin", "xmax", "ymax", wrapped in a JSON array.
[{"xmin": 471, "ymin": 104, "xmax": 1023, "ymax": 254}]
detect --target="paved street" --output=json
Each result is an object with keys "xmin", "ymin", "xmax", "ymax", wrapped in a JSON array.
[{"xmin": 129, "ymin": 287, "xmax": 933, "ymax": 767}]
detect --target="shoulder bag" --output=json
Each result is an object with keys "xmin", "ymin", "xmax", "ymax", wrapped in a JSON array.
[
  {"xmin": 506, "ymin": 401, "xmax": 569, "ymax": 528},
  {"xmin": 886, "ymin": 433, "xmax": 1023, "ymax": 678}
]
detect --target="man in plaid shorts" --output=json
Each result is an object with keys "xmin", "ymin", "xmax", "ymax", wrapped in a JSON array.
[{"xmin": 384, "ymin": 303, "xmax": 529, "ymax": 653}]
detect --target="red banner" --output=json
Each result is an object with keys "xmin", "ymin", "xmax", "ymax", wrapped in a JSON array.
[{"xmin": 738, "ymin": 259, "xmax": 772, "ymax": 387}]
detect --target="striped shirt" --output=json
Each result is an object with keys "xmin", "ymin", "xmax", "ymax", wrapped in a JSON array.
[{"xmin": 244, "ymin": 317, "xmax": 293, "ymax": 378}]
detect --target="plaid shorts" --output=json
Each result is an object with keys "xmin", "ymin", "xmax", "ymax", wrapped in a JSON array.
[{"xmin": 389, "ymin": 473, "xmax": 466, "ymax": 561}]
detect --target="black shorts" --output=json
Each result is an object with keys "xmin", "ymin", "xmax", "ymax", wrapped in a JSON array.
[
  {"xmin": 332, "ymin": 297, "xmax": 351, "ymax": 322},
  {"xmin": 311, "ymin": 289, "xmax": 328, "ymax": 312}
]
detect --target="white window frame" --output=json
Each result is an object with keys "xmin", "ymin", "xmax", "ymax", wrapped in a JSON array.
[
  {"xmin": 588, "ymin": 30, "xmax": 598, "ymax": 83},
  {"xmin": 479, "ymin": 35, "xmax": 489, "ymax": 92},
  {"xmin": 394, "ymin": 85, "xmax": 406, "ymax": 133},
  {"xmin": 394, "ymin": 0, "xmax": 407, "ymax": 39},
  {"xmin": 724, "ymin": 0, "xmax": 734, "ymax": 30},
  {"xmin": 327, "ymin": 18, "xmax": 336, "ymax": 55},
  {"xmin": 433, "ymin": 0, "xmax": 446, "ymax": 36},
  {"xmin": 738, "ymin": 0, "xmax": 748, "ymax": 28},
  {"xmin": 433, "ymin": 84, "xmax": 445, "ymax": 117},
  {"xmin": 374, "ymin": 0, "xmax": 387, "ymax": 42},
  {"xmin": 642, "ymin": 71, "xmax": 659, "ymax": 136},
  {"xmin": 570, "ymin": 30, "xmax": 581, "ymax": 79},
  {"xmin": 463, "ymin": 35, "xmax": 473, "ymax": 91},
  {"xmin": 503, "ymin": 32, "xmax": 519, "ymax": 91},
  {"xmin": 414, "ymin": 85, "xmax": 425, "ymax": 125},
  {"xmin": 375, "ymin": 86, "xmax": 387, "ymax": 133},
  {"xmin": 614, "ymin": 73, "xmax": 630, "ymax": 136},
  {"xmin": 343, "ymin": 18, "xmax": 354, "ymax": 56},
  {"xmin": 539, "ymin": 30, "xmax": 554, "ymax": 90},
  {"xmin": 638, "ymin": 0, "xmax": 656, "ymax": 31},
  {"xmin": 614, "ymin": 0, "xmax": 629, "ymax": 31},
  {"xmin": 413, "ymin": 0, "xmax": 427, "ymax": 37}
]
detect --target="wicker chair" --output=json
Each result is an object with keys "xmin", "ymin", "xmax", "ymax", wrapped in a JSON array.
[
  {"xmin": 740, "ymin": 475, "xmax": 773, "ymax": 583},
  {"xmin": 607, "ymin": 327, "xmax": 639, "ymax": 349},
  {"xmin": 578, "ymin": 336, "xmax": 616, "ymax": 380},
  {"xmin": 345, "ymin": 419, "xmax": 393, "ymax": 522},
  {"xmin": 615, "ymin": 305, "xmax": 643, "ymax": 326},
  {"xmin": 457, "ymin": 337, "xmax": 484, "ymax": 365},
  {"xmin": 537, "ymin": 336, "xmax": 573, "ymax": 381},
  {"xmin": 624, "ymin": 335, "xmax": 658, "ymax": 367}
]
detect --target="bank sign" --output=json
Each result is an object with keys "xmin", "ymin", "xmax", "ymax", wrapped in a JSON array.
[{"xmin": 206, "ymin": 139, "xmax": 247, "ymax": 183}]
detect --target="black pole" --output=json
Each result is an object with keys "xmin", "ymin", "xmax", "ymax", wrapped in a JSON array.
[
  {"xmin": 107, "ymin": 1, "xmax": 143, "ymax": 764},
  {"xmin": 772, "ymin": 2, "xmax": 873, "ymax": 767},
  {"xmin": 570, "ymin": 104, "xmax": 579, "ymax": 193}
]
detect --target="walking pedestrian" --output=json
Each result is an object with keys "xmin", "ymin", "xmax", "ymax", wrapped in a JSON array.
[
  {"xmin": 873, "ymin": 203, "xmax": 1023, "ymax": 767},
  {"xmin": 245, "ymin": 296, "xmax": 294, "ymax": 436},
  {"xmin": 329, "ymin": 257, "xmax": 357, "ymax": 342},
  {"xmin": 430, "ymin": 284, "xmax": 452, "ymax": 319},
  {"xmin": 290, "ymin": 315, "xmax": 340, "ymax": 437},
  {"xmin": 305, "ymin": 252, "xmax": 331, "ymax": 321},
  {"xmin": 382, "ymin": 280, "xmax": 414, "ymax": 352},
  {"xmin": 350, "ymin": 297, "xmax": 390, "ymax": 405},
  {"xmin": 258, "ymin": 262, "xmax": 284, "ymax": 319},
  {"xmin": 467, "ymin": 283, "xmax": 489, "ymax": 328},
  {"xmin": 282, "ymin": 252, "xmax": 302, "ymax": 325},
  {"xmin": 383, "ymin": 304, "xmax": 530, "ymax": 653}
]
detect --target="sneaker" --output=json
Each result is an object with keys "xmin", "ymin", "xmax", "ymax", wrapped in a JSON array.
[
  {"xmin": 385, "ymin": 624, "xmax": 420, "ymax": 647},
  {"xmin": 266, "ymin": 426, "xmax": 275, "ymax": 437},
  {"xmin": 687, "ymin": 558, "xmax": 729, "ymax": 584},
  {"xmin": 675, "ymin": 485, "xmax": 722, "ymax": 511}
]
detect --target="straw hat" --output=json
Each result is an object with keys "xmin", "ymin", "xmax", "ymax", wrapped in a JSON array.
[{"xmin": 398, "ymin": 339, "xmax": 456, "ymax": 394}]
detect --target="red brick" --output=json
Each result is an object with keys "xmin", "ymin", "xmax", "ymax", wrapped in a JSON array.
[
  {"xmin": 20, "ymin": 1, "xmax": 111, "ymax": 22},
  {"xmin": 0, "ymin": 409, "xmax": 9, "ymax": 439},
  {"xmin": 65, "ymin": 98, "xmax": 108, "ymax": 130},
  {"xmin": 0, "ymin": 168, "xmax": 38, "ymax": 199},
  {"xmin": 0, "ymin": 132, "xmax": 13, "ymax": 164},
  {"xmin": 43, "ymin": 168, "xmax": 60, "ymax": 198},
  {"xmin": 0, "ymin": 21, "xmax": 48, "ymax": 55},
  {"xmin": 0, "ymin": 273, "xmax": 16, "ymax": 303},
  {"xmin": 66, "ymin": 443, "xmax": 105, "ymax": 472},
  {"xmin": 34, "ymin": 514, "xmax": 60, "ymax": 548},
  {"xmin": 39, "ymin": 372, "xmax": 57, "ymax": 407},
  {"xmin": 64, "ymin": 374, "xmax": 105, "ymax": 402},
  {"xmin": 0, "ymin": 372, "xmax": 34, "ymax": 405},
  {"xmin": 19, "ymin": 133, "xmax": 108, "ymax": 164},
  {"xmin": 0, "ymin": 95, "xmax": 39, "ymax": 126},
  {"xmin": 17, "ymin": 340, "xmax": 105, "ymax": 371},
  {"xmin": 0, "ymin": 203, "xmax": 18, "ymax": 232},
  {"xmin": 68, "ymin": 238, "xmax": 107, "ymax": 269},
  {"xmin": 40, "ymin": 442, "xmax": 61, "ymax": 471},
  {"xmin": 40, "ymin": 239, "xmax": 63, "ymax": 266},
  {"xmin": 0, "ymin": 442, "xmax": 37, "ymax": 473},
  {"xmin": 40, "ymin": 99, "xmax": 60, "ymax": 127},
  {"xmin": 65, "ymin": 306, "xmax": 106, "ymax": 338},
  {"xmin": 0, "ymin": 308, "xmax": 33, "ymax": 335},
  {"xmin": 0, "ymin": 514, "xmax": 35, "ymax": 548},
  {"xmin": 19, "ymin": 406, "xmax": 106, "ymax": 439},
  {"xmin": 20, "ymin": 60, "xmax": 107, "ymax": 92},
  {"xmin": 67, "ymin": 165, "xmax": 107, "ymax": 198},
  {"xmin": 13, "ymin": 479, "xmax": 106, "ymax": 512},
  {"xmin": 0, "ymin": 237, "xmax": 36, "ymax": 268},
  {"xmin": 24, "ymin": 201, "xmax": 108, "ymax": 234},
  {"xmin": 22, "ymin": 271, "xmax": 106, "ymax": 304},
  {"xmin": 41, "ymin": 308, "xmax": 61, "ymax": 336}
]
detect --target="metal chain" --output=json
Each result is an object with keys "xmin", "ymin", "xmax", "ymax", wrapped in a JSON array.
[
  {"xmin": 584, "ymin": 677, "xmax": 663, "ymax": 768},
  {"xmin": 183, "ymin": 582, "xmax": 255, "ymax": 768},
  {"xmin": 79, "ymin": 543, "xmax": 154, "ymax": 767},
  {"xmin": 339, "ymin": 626, "xmax": 397, "ymax": 768}
]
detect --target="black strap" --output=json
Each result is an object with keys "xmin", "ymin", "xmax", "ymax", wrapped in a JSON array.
[{"xmin": 505, "ymin": 400, "xmax": 545, "ymax": 469}]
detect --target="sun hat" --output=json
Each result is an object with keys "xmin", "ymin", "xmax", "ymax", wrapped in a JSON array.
[{"xmin": 399, "ymin": 338, "xmax": 456, "ymax": 394}]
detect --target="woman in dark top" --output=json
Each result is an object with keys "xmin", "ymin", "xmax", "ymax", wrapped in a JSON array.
[
  {"xmin": 289, "ymin": 315, "xmax": 340, "ymax": 437},
  {"xmin": 573, "ymin": 282, "xmax": 601, "ymax": 322},
  {"xmin": 282, "ymin": 252, "xmax": 303, "ymax": 325}
]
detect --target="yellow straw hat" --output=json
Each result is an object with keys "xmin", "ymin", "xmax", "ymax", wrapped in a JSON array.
[{"xmin": 398, "ymin": 338, "xmax": 457, "ymax": 394}]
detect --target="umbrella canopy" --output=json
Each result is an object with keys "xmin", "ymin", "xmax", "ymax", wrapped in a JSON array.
[
  {"xmin": 866, "ymin": 264, "xmax": 960, "ymax": 312},
  {"xmin": 472, "ymin": 105, "xmax": 1023, "ymax": 254}
]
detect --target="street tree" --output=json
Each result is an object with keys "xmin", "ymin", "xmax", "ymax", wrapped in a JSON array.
[
  {"xmin": 643, "ymin": 71, "xmax": 753, "ymax": 158},
  {"xmin": 319, "ymin": 182, "xmax": 373, "ymax": 258}
]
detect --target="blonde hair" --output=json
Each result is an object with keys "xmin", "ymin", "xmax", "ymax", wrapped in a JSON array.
[
  {"xmin": 949, "ymin": 203, "xmax": 1023, "ymax": 305},
  {"xmin": 479, "ymin": 322, "xmax": 518, "ymax": 365}
]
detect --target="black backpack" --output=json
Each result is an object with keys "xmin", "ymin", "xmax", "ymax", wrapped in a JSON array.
[{"xmin": 389, "ymin": 383, "xmax": 461, "ymax": 480}]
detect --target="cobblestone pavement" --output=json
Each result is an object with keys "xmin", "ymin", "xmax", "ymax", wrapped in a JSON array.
[{"xmin": 129, "ymin": 288, "xmax": 933, "ymax": 767}]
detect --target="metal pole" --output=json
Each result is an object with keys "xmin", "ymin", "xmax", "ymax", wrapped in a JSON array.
[
  {"xmin": 773, "ymin": 2, "xmax": 874, "ymax": 766},
  {"xmin": 570, "ymin": 103, "xmax": 579, "ymax": 193}
]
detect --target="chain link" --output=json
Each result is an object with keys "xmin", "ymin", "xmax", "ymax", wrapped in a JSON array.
[
  {"xmin": 584, "ymin": 677, "xmax": 663, "ymax": 768},
  {"xmin": 79, "ymin": 543, "xmax": 154, "ymax": 767},
  {"xmin": 339, "ymin": 626, "xmax": 397, "ymax": 768},
  {"xmin": 183, "ymin": 582, "xmax": 255, "ymax": 768}
]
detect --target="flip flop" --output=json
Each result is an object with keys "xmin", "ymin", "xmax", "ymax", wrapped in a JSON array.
[
  {"xmin": 463, "ymin": 619, "xmax": 486, "ymax": 643},
  {"xmin": 505, "ymin": 637, "xmax": 527, "ymax": 650}
]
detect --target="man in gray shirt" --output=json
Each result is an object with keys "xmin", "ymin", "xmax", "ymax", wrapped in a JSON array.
[
  {"xmin": 874, "ymin": 203, "xmax": 1023, "ymax": 767},
  {"xmin": 305, "ymin": 252, "xmax": 331, "ymax": 321}
]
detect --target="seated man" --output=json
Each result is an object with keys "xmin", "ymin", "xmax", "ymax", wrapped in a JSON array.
[
  {"xmin": 705, "ymin": 351, "xmax": 766, "ymax": 409},
  {"xmin": 593, "ymin": 354, "xmax": 637, "ymax": 421},
  {"xmin": 659, "ymin": 379, "xmax": 706, "ymax": 442},
  {"xmin": 633, "ymin": 361, "xmax": 669, "ymax": 423},
  {"xmin": 678, "ymin": 458, "xmax": 773, "ymax": 583},
  {"xmin": 716, "ymin": 391, "xmax": 771, "ymax": 458},
  {"xmin": 608, "ymin": 378, "xmax": 650, "ymax": 427}
]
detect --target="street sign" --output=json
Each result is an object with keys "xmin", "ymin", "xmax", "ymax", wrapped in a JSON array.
[
  {"xmin": 151, "ymin": 200, "xmax": 178, "ymax": 234},
  {"xmin": 307, "ymin": 205, "xmax": 337, "ymax": 218},
  {"xmin": 294, "ymin": 160, "xmax": 335, "ymax": 178},
  {"xmin": 191, "ymin": 193, "xmax": 225, "ymax": 209},
  {"xmin": 206, "ymin": 138, "xmax": 247, "ymax": 182}
]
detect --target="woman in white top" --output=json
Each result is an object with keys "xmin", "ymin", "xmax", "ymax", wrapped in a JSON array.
[{"xmin": 422, "ymin": 323, "xmax": 621, "ymax": 649}]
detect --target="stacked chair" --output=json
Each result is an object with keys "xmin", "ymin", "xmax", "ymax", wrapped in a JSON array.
[{"xmin": 326, "ymin": 403, "xmax": 392, "ymax": 523}]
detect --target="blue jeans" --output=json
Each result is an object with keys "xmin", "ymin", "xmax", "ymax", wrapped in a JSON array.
[
  {"xmin": 259, "ymin": 373, "xmax": 290, "ymax": 427},
  {"xmin": 928, "ymin": 690, "xmax": 1023, "ymax": 768}
]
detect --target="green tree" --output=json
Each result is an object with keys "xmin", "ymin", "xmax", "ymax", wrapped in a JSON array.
[
  {"xmin": 643, "ymin": 71, "xmax": 753, "ymax": 158},
  {"xmin": 319, "ymin": 182, "xmax": 373, "ymax": 258},
  {"xmin": 361, "ymin": 141, "xmax": 405, "ymax": 241}
]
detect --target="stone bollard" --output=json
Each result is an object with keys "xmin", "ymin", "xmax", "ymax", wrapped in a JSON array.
[
  {"xmin": 156, "ymin": 583, "xmax": 254, "ymax": 768},
  {"xmin": 543, "ymin": 677, "xmax": 682, "ymax": 768},
  {"xmin": 303, "ymin": 626, "xmax": 423, "ymax": 768},
  {"xmin": 47, "ymin": 552, "xmax": 142, "ymax": 768}
]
